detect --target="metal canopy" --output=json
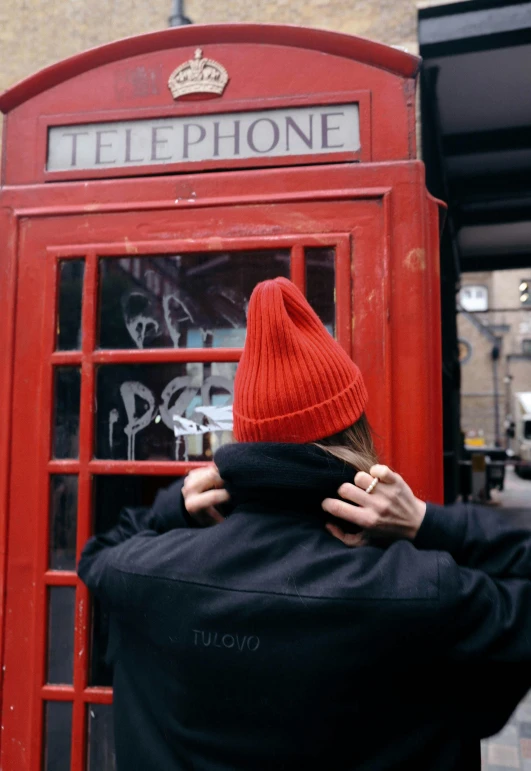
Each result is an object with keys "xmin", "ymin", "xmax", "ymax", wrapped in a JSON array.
[{"xmin": 419, "ymin": 0, "xmax": 531, "ymax": 272}]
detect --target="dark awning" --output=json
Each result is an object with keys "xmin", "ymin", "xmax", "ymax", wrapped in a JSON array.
[{"xmin": 419, "ymin": 0, "xmax": 531, "ymax": 272}]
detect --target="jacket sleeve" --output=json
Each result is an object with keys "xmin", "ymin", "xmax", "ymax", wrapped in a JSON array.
[
  {"xmin": 437, "ymin": 550, "xmax": 531, "ymax": 663},
  {"xmin": 78, "ymin": 478, "xmax": 191, "ymax": 604},
  {"xmin": 415, "ymin": 502, "xmax": 531, "ymax": 579},
  {"xmin": 415, "ymin": 507, "xmax": 531, "ymax": 721}
]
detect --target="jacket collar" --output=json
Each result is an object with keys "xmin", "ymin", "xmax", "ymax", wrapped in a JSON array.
[{"xmin": 214, "ymin": 442, "xmax": 356, "ymax": 517}]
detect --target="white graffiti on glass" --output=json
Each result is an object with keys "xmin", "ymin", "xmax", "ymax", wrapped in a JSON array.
[
  {"xmin": 162, "ymin": 294, "xmax": 210, "ymax": 347},
  {"xmin": 122, "ymin": 291, "xmax": 214, "ymax": 349},
  {"xmin": 114, "ymin": 375, "xmax": 233, "ymax": 460},
  {"xmin": 108, "ymin": 408, "xmax": 119, "ymax": 452},
  {"xmin": 122, "ymin": 293, "xmax": 160, "ymax": 349},
  {"xmin": 173, "ymin": 405, "xmax": 234, "ymax": 437},
  {"xmin": 122, "ymin": 283, "xmax": 246, "ymax": 349}
]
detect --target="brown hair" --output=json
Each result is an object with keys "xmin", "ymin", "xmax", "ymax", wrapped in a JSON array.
[{"xmin": 314, "ymin": 413, "xmax": 379, "ymax": 473}]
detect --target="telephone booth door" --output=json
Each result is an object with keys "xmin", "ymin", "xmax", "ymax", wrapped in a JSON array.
[{"xmin": 1, "ymin": 164, "xmax": 440, "ymax": 770}]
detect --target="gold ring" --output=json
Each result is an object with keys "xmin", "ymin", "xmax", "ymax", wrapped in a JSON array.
[{"xmin": 366, "ymin": 477, "xmax": 379, "ymax": 494}]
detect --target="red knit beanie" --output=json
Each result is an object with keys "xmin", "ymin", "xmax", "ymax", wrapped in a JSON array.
[{"xmin": 233, "ymin": 277, "xmax": 368, "ymax": 444}]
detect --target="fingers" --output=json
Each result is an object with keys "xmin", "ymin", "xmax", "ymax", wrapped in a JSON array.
[
  {"xmin": 206, "ymin": 506, "xmax": 225, "ymax": 524},
  {"xmin": 186, "ymin": 465, "xmax": 224, "ymax": 489},
  {"xmin": 183, "ymin": 466, "xmax": 223, "ymax": 498},
  {"xmin": 184, "ymin": 488, "xmax": 230, "ymax": 515},
  {"xmin": 182, "ymin": 465, "xmax": 230, "ymax": 528},
  {"xmin": 369, "ymin": 465, "xmax": 399, "ymax": 485},
  {"xmin": 353, "ymin": 471, "xmax": 376, "ymax": 491},
  {"xmin": 322, "ymin": 464, "xmax": 422, "ymax": 545},
  {"xmin": 337, "ymin": 482, "xmax": 375, "ymax": 509},
  {"xmin": 321, "ymin": 497, "xmax": 378, "ymax": 530},
  {"xmin": 325, "ymin": 523, "xmax": 366, "ymax": 548},
  {"xmin": 353, "ymin": 466, "xmax": 399, "ymax": 491},
  {"xmin": 191, "ymin": 506, "xmax": 225, "ymax": 528}
]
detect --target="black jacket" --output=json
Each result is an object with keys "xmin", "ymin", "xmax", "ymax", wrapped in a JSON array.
[{"xmin": 78, "ymin": 443, "xmax": 531, "ymax": 770}]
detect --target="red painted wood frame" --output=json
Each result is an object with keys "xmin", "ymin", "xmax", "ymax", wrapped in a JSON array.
[{"xmin": 1, "ymin": 162, "xmax": 443, "ymax": 771}]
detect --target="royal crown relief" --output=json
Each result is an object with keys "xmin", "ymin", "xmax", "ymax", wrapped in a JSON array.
[{"xmin": 168, "ymin": 48, "xmax": 229, "ymax": 100}]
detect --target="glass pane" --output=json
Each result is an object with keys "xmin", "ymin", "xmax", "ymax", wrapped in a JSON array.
[
  {"xmin": 53, "ymin": 367, "xmax": 81, "ymax": 459},
  {"xmin": 98, "ymin": 250, "xmax": 290, "ymax": 349},
  {"xmin": 49, "ymin": 476, "xmax": 78, "ymax": 571},
  {"xmin": 90, "ymin": 475, "xmax": 176, "ymax": 685},
  {"xmin": 44, "ymin": 701, "xmax": 72, "ymax": 771},
  {"xmin": 47, "ymin": 587, "xmax": 75, "ymax": 684},
  {"xmin": 56, "ymin": 259, "xmax": 85, "ymax": 350},
  {"xmin": 96, "ymin": 362, "xmax": 236, "ymax": 461},
  {"xmin": 305, "ymin": 247, "xmax": 336, "ymax": 337},
  {"xmin": 87, "ymin": 704, "xmax": 116, "ymax": 771}
]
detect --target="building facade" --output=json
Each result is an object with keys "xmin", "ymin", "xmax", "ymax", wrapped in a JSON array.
[{"xmin": 459, "ymin": 270, "xmax": 531, "ymax": 446}]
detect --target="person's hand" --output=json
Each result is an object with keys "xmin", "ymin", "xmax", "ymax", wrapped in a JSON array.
[
  {"xmin": 182, "ymin": 465, "xmax": 229, "ymax": 527},
  {"xmin": 321, "ymin": 464, "xmax": 426, "ymax": 546}
]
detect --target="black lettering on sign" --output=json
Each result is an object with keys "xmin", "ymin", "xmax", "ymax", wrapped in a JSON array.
[
  {"xmin": 95, "ymin": 130, "xmax": 118, "ymax": 165},
  {"xmin": 285, "ymin": 115, "xmax": 314, "ymax": 152},
  {"xmin": 213, "ymin": 120, "xmax": 241, "ymax": 157},
  {"xmin": 151, "ymin": 126, "xmax": 174, "ymax": 162},
  {"xmin": 125, "ymin": 128, "xmax": 144, "ymax": 164},
  {"xmin": 61, "ymin": 131, "xmax": 89, "ymax": 167},
  {"xmin": 247, "ymin": 118, "xmax": 280, "ymax": 154},
  {"xmin": 192, "ymin": 629, "xmax": 260, "ymax": 652},
  {"xmin": 321, "ymin": 111, "xmax": 345, "ymax": 150},
  {"xmin": 182, "ymin": 123, "xmax": 207, "ymax": 159}
]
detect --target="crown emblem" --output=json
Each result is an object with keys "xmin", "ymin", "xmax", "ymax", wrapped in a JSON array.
[{"xmin": 168, "ymin": 48, "xmax": 229, "ymax": 100}]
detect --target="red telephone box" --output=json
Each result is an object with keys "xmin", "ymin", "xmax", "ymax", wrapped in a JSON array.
[{"xmin": 0, "ymin": 24, "xmax": 443, "ymax": 771}]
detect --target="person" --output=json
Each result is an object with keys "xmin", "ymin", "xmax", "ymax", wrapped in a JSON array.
[{"xmin": 79, "ymin": 278, "xmax": 531, "ymax": 771}]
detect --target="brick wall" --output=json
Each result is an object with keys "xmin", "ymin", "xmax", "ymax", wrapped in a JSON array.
[
  {"xmin": 0, "ymin": 1, "xmax": 167, "ymax": 94},
  {"xmin": 1, "ymin": 0, "xmax": 468, "ymax": 98}
]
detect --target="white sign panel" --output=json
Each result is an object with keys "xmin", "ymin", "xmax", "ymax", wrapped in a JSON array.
[{"xmin": 47, "ymin": 103, "xmax": 360, "ymax": 172}]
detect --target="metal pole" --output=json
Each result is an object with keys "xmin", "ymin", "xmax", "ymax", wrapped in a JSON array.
[
  {"xmin": 492, "ymin": 343, "xmax": 501, "ymax": 447},
  {"xmin": 504, "ymin": 362, "xmax": 514, "ymax": 451},
  {"xmin": 169, "ymin": 0, "xmax": 192, "ymax": 26}
]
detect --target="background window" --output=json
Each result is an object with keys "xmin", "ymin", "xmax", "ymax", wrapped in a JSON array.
[{"xmin": 459, "ymin": 285, "xmax": 488, "ymax": 312}]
